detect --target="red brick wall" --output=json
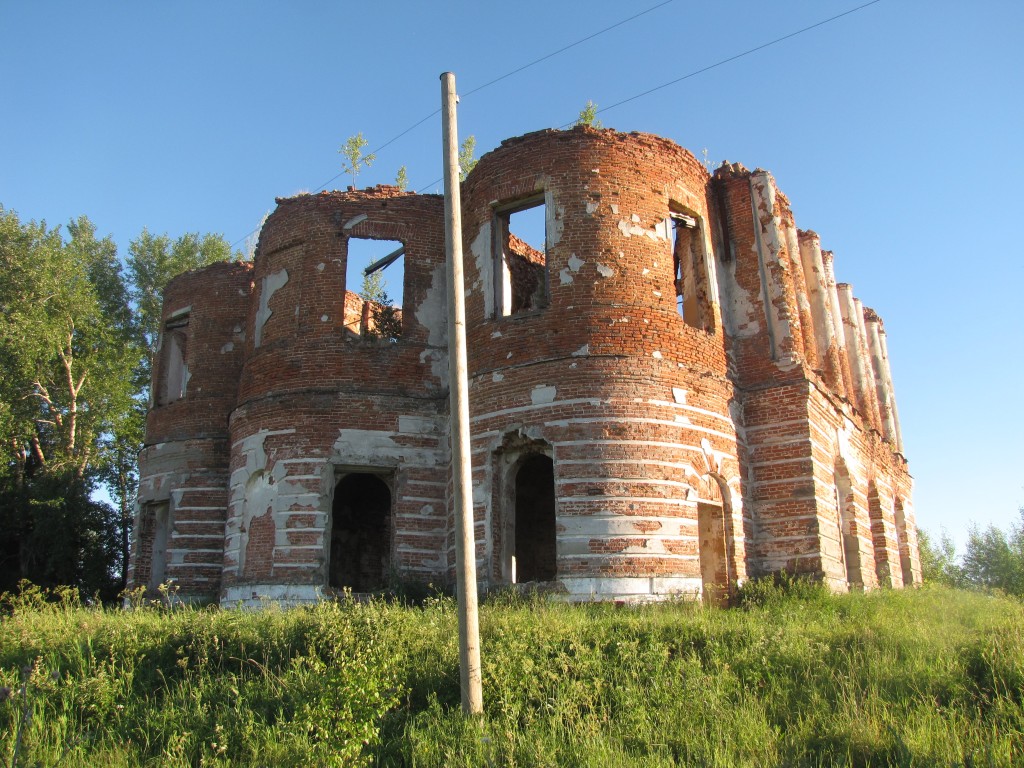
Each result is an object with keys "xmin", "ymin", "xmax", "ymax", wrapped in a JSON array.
[{"xmin": 131, "ymin": 130, "xmax": 918, "ymax": 604}]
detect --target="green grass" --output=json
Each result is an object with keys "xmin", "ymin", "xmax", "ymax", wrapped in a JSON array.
[{"xmin": 0, "ymin": 583, "xmax": 1021, "ymax": 766}]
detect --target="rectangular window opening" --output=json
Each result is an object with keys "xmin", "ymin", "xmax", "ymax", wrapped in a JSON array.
[
  {"xmin": 494, "ymin": 197, "xmax": 548, "ymax": 317},
  {"xmin": 671, "ymin": 207, "xmax": 712, "ymax": 332},
  {"xmin": 158, "ymin": 311, "xmax": 190, "ymax": 405},
  {"xmin": 345, "ymin": 237, "xmax": 404, "ymax": 342}
]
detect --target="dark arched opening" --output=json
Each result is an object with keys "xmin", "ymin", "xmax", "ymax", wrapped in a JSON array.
[
  {"xmin": 513, "ymin": 454, "xmax": 556, "ymax": 582},
  {"xmin": 330, "ymin": 473, "xmax": 391, "ymax": 592}
]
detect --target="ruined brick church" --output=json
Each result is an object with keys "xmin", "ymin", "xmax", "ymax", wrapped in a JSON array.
[{"xmin": 127, "ymin": 126, "xmax": 919, "ymax": 606}]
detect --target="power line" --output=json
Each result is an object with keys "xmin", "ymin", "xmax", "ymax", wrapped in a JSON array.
[
  {"xmin": 231, "ymin": 1, "xmax": 679, "ymax": 247},
  {"xmin": 312, "ymin": 0, "xmax": 676, "ymax": 197},
  {"xmin": 461, "ymin": 0, "xmax": 676, "ymax": 99},
  {"xmin": 235, "ymin": 0, "xmax": 880, "ymax": 249},
  {"xmin": 559, "ymin": 0, "xmax": 883, "ymax": 128}
]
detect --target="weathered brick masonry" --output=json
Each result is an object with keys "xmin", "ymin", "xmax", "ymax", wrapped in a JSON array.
[{"xmin": 129, "ymin": 127, "xmax": 919, "ymax": 605}]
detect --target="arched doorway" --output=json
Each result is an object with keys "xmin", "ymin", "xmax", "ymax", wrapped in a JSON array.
[
  {"xmin": 330, "ymin": 473, "xmax": 391, "ymax": 592},
  {"xmin": 512, "ymin": 454, "xmax": 556, "ymax": 583},
  {"xmin": 695, "ymin": 473, "xmax": 734, "ymax": 606},
  {"xmin": 697, "ymin": 501, "xmax": 727, "ymax": 604}
]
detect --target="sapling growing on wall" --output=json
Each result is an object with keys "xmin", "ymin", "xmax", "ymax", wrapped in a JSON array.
[
  {"xmin": 458, "ymin": 136, "xmax": 477, "ymax": 181},
  {"xmin": 339, "ymin": 132, "xmax": 376, "ymax": 188},
  {"xmin": 575, "ymin": 100, "xmax": 603, "ymax": 129}
]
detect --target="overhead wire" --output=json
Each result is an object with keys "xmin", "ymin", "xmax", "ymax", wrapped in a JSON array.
[
  {"xmin": 418, "ymin": 0, "xmax": 883, "ymax": 193},
  {"xmin": 557, "ymin": 0, "xmax": 883, "ymax": 128},
  {"xmin": 234, "ymin": 0, "xmax": 883, "ymax": 247},
  {"xmin": 231, "ymin": 0, "xmax": 678, "ymax": 248}
]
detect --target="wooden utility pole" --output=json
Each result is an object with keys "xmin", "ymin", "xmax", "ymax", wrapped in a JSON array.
[{"xmin": 440, "ymin": 70, "xmax": 483, "ymax": 716}]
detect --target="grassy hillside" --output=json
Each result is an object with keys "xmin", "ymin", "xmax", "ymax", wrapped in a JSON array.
[{"xmin": 0, "ymin": 583, "xmax": 1021, "ymax": 766}]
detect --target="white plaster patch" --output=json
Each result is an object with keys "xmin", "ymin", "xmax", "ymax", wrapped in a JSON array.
[
  {"xmin": 414, "ymin": 263, "xmax": 450, "ymax": 381},
  {"xmin": 585, "ymin": 201, "xmax": 599, "ymax": 215},
  {"xmin": 672, "ymin": 387, "xmax": 687, "ymax": 404},
  {"xmin": 631, "ymin": 213, "xmax": 641, "ymax": 223},
  {"xmin": 470, "ymin": 222, "xmax": 493, "ymax": 317},
  {"xmin": 531, "ymin": 385, "xmax": 557, "ymax": 405},
  {"xmin": 220, "ymin": 342, "xmax": 234, "ymax": 353},
  {"xmin": 316, "ymin": 262, "xmax": 325, "ymax": 272},
  {"xmin": 332, "ymin": 429, "xmax": 439, "ymax": 467},
  {"xmin": 560, "ymin": 252, "xmax": 585, "ymax": 286},
  {"xmin": 221, "ymin": 584, "xmax": 326, "ymax": 609},
  {"xmin": 652, "ymin": 351, "xmax": 663, "ymax": 360},
  {"xmin": 547, "ymin": 199, "xmax": 565, "ymax": 247},
  {"xmin": 610, "ymin": 204, "xmax": 619, "ymax": 215},
  {"xmin": 342, "ymin": 213, "xmax": 368, "ymax": 231},
  {"xmin": 254, "ymin": 268, "xmax": 288, "ymax": 348},
  {"xmin": 507, "ymin": 352, "xmax": 513, "ymax": 359},
  {"xmin": 596, "ymin": 264, "xmax": 615, "ymax": 278},
  {"xmin": 720, "ymin": 254, "xmax": 760, "ymax": 338},
  {"xmin": 572, "ymin": 344, "xmax": 590, "ymax": 357},
  {"xmin": 320, "ymin": 315, "xmax": 329, "ymax": 322},
  {"xmin": 491, "ymin": 330, "xmax": 502, "ymax": 339},
  {"xmin": 419, "ymin": 349, "xmax": 447, "ymax": 384},
  {"xmin": 492, "ymin": 372, "xmax": 504, "ymax": 382},
  {"xmin": 617, "ymin": 219, "xmax": 648, "ymax": 238},
  {"xmin": 398, "ymin": 415, "xmax": 440, "ymax": 435}
]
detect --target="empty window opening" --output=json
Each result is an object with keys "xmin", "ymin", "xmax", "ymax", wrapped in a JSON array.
[
  {"xmin": 697, "ymin": 501, "xmax": 728, "ymax": 605},
  {"xmin": 330, "ymin": 473, "xmax": 392, "ymax": 592},
  {"xmin": 671, "ymin": 208, "xmax": 712, "ymax": 332},
  {"xmin": 147, "ymin": 501, "xmax": 172, "ymax": 591},
  {"xmin": 158, "ymin": 311, "xmax": 189, "ymax": 405},
  {"xmin": 345, "ymin": 237, "xmax": 404, "ymax": 341},
  {"xmin": 495, "ymin": 198, "xmax": 548, "ymax": 316},
  {"xmin": 513, "ymin": 454, "xmax": 556, "ymax": 582},
  {"xmin": 894, "ymin": 498, "xmax": 914, "ymax": 586}
]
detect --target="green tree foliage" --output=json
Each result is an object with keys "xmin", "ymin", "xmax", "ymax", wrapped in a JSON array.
[
  {"xmin": 126, "ymin": 229, "xmax": 237, "ymax": 365},
  {"xmin": 339, "ymin": 132, "xmax": 376, "ymax": 188},
  {"xmin": 0, "ymin": 207, "xmax": 142, "ymax": 598},
  {"xmin": 395, "ymin": 165, "xmax": 409, "ymax": 192},
  {"xmin": 920, "ymin": 510, "xmax": 1024, "ymax": 597},
  {"xmin": 575, "ymin": 100, "xmax": 603, "ymax": 129},
  {"xmin": 0, "ymin": 206, "xmax": 239, "ymax": 597},
  {"xmin": 458, "ymin": 135, "xmax": 477, "ymax": 181},
  {"xmin": 961, "ymin": 509, "xmax": 1024, "ymax": 596},
  {"xmin": 917, "ymin": 527, "xmax": 962, "ymax": 587}
]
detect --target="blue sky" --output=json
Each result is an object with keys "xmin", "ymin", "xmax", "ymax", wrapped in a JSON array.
[{"xmin": 2, "ymin": 1, "xmax": 1021, "ymax": 553}]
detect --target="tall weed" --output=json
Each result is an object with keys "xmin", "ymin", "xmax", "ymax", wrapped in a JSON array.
[{"xmin": 0, "ymin": 583, "xmax": 1021, "ymax": 766}]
